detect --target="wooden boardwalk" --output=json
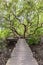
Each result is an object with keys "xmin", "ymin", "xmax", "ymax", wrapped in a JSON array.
[{"xmin": 6, "ymin": 39, "xmax": 38, "ymax": 65}]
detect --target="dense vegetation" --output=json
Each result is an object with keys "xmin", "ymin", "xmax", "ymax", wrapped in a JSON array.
[{"xmin": 0, "ymin": 0, "xmax": 43, "ymax": 45}]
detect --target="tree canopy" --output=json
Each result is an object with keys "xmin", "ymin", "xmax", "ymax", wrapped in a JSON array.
[{"xmin": 0, "ymin": 0, "xmax": 43, "ymax": 39}]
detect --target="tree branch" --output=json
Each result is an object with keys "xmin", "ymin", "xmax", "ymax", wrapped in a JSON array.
[
  {"xmin": 3, "ymin": 16, "xmax": 21, "ymax": 36},
  {"xmin": 11, "ymin": 11, "xmax": 21, "ymax": 22}
]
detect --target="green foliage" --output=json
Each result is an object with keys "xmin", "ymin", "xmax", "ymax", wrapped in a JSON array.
[
  {"xmin": 0, "ymin": 0, "xmax": 43, "ymax": 45},
  {"xmin": 27, "ymin": 28, "xmax": 43, "ymax": 45},
  {"xmin": 27, "ymin": 35, "xmax": 40, "ymax": 45},
  {"xmin": 0, "ymin": 29, "xmax": 11, "ymax": 39},
  {"xmin": 0, "ymin": 29, "xmax": 11, "ymax": 50}
]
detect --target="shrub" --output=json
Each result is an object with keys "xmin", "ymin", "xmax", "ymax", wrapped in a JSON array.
[
  {"xmin": 27, "ymin": 31, "xmax": 41, "ymax": 45},
  {"xmin": 27, "ymin": 35, "xmax": 40, "ymax": 45},
  {"xmin": 0, "ymin": 29, "xmax": 11, "ymax": 50},
  {"xmin": 0, "ymin": 39, "xmax": 6, "ymax": 51}
]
